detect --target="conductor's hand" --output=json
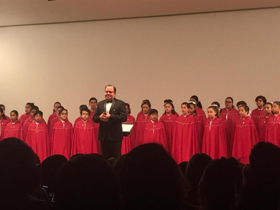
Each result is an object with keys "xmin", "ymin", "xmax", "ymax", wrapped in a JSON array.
[{"xmin": 100, "ymin": 112, "xmax": 110, "ymax": 122}]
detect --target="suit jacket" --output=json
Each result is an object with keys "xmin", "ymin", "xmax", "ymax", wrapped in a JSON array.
[{"xmin": 93, "ymin": 98, "xmax": 127, "ymax": 141}]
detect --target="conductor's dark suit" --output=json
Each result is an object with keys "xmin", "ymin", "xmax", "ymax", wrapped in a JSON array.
[{"xmin": 93, "ymin": 98, "xmax": 127, "ymax": 159}]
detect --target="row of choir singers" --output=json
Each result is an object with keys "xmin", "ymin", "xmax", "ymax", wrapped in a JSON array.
[{"xmin": 1, "ymin": 99, "xmax": 280, "ymax": 164}]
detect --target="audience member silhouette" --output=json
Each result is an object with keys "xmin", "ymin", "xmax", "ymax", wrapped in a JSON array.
[
  {"xmin": 118, "ymin": 143, "xmax": 185, "ymax": 210},
  {"xmin": 199, "ymin": 157, "xmax": 239, "ymax": 210},
  {"xmin": 55, "ymin": 154, "xmax": 121, "ymax": 210},
  {"xmin": 0, "ymin": 137, "xmax": 49, "ymax": 210},
  {"xmin": 41, "ymin": 155, "xmax": 68, "ymax": 201},
  {"xmin": 238, "ymin": 142, "xmax": 280, "ymax": 210},
  {"xmin": 185, "ymin": 153, "xmax": 212, "ymax": 207}
]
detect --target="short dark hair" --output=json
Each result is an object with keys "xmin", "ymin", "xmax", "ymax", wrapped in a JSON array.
[
  {"xmin": 239, "ymin": 104, "xmax": 249, "ymax": 113},
  {"xmin": 89, "ymin": 97, "xmax": 98, "ymax": 103},
  {"xmin": 80, "ymin": 108, "xmax": 90, "ymax": 116},
  {"xmin": 149, "ymin": 109, "xmax": 158, "ymax": 115},
  {"xmin": 33, "ymin": 110, "xmax": 43, "ymax": 118},
  {"xmin": 31, "ymin": 106, "xmax": 39, "ymax": 112},
  {"xmin": 236, "ymin": 101, "xmax": 247, "ymax": 107},
  {"xmin": 79, "ymin": 104, "xmax": 88, "ymax": 111},
  {"xmin": 255, "ymin": 95, "xmax": 267, "ymax": 104},
  {"xmin": 273, "ymin": 101, "xmax": 280, "ymax": 107},
  {"xmin": 105, "ymin": 85, "xmax": 116, "ymax": 93},
  {"xmin": 57, "ymin": 106, "xmax": 64, "ymax": 110},
  {"xmin": 59, "ymin": 109, "xmax": 68, "ymax": 116}
]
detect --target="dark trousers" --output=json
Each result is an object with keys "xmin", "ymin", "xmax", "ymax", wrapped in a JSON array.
[{"xmin": 100, "ymin": 139, "xmax": 122, "ymax": 161}]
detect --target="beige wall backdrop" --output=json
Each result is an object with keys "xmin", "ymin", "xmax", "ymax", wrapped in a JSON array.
[{"xmin": 1, "ymin": 8, "xmax": 280, "ymax": 122}]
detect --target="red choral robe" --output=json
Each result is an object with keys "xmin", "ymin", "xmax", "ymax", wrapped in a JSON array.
[
  {"xmin": 47, "ymin": 113, "xmax": 56, "ymax": 128},
  {"xmin": 202, "ymin": 117, "xmax": 227, "ymax": 159},
  {"xmin": 130, "ymin": 112, "xmax": 150, "ymax": 149},
  {"xmin": 160, "ymin": 113, "xmax": 178, "ymax": 153},
  {"xmin": 72, "ymin": 119, "xmax": 96, "ymax": 155},
  {"xmin": 232, "ymin": 116, "xmax": 258, "ymax": 164},
  {"xmin": 251, "ymin": 108, "xmax": 265, "ymax": 130},
  {"xmin": 143, "ymin": 120, "xmax": 167, "ymax": 150},
  {"xmin": 265, "ymin": 114, "xmax": 280, "ymax": 147},
  {"xmin": 4, "ymin": 121, "xmax": 23, "ymax": 140},
  {"xmin": 23, "ymin": 117, "xmax": 33, "ymax": 142},
  {"xmin": 26, "ymin": 121, "xmax": 49, "ymax": 162},
  {"xmin": 258, "ymin": 114, "xmax": 271, "ymax": 142},
  {"xmin": 220, "ymin": 108, "xmax": 239, "ymax": 156},
  {"xmin": 23, "ymin": 117, "xmax": 46, "ymax": 142},
  {"xmin": 49, "ymin": 116, "xmax": 60, "ymax": 146},
  {"xmin": 192, "ymin": 113, "xmax": 204, "ymax": 153},
  {"xmin": 171, "ymin": 114, "xmax": 199, "ymax": 164},
  {"xmin": 52, "ymin": 120, "xmax": 73, "ymax": 159},
  {"xmin": 196, "ymin": 107, "xmax": 206, "ymax": 127},
  {"xmin": 90, "ymin": 110, "xmax": 102, "ymax": 155},
  {"xmin": 0, "ymin": 117, "xmax": 11, "ymax": 141},
  {"xmin": 121, "ymin": 114, "xmax": 135, "ymax": 155},
  {"xmin": 19, "ymin": 113, "xmax": 30, "ymax": 125}
]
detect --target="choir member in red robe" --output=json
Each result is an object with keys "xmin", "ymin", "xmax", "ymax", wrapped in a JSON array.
[
  {"xmin": 188, "ymin": 101, "xmax": 204, "ymax": 152},
  {"xmin": 202, "ymin": 105, "xmax": 227, "ymax": 159},
  {"xmin": 49, "ymin": 105, "xmax": 64, "ymax": 146},
  {"xmin": 121, "ymin": 103, "xmax": 135, "ymax": 155},
  {"xmin": 52, "ymin": 108, "xmax": 73, "ymax": 159},
  {"xmin": 74, "ymin": 105, "xmax": 90, "ymax": 126},
  {"xmin": 189, "ymin": 95, "xmax": 207, "ymax": 127},
  {"xmin": 47, "ymin": 101, "xmax": 61, "ymax": 128},
  {"xmin": 19, "ymin": 102, "xmax": 34, "ymax": 125},
  {"xmin": 251, "ymin": 96, "xmax": 266, "ymax": 128},
  {"xmin": 0, "ymin": 107, "xmax": 11, "ymax": 141},
  {"xmin": 143, "ymin": 109, "xmax": 167, "ymax": 150},
  {"xmin": 232, "ymin": 104, "xmax": 258, "ymax": 164},
  {"xmin": 130, "ymin": 100, "xmax": 151, "ymax": 149},
  {"xmin": 160, "ymin": 100, "xmax": 178, "ymax": 153},
  {"xmin": 89, "ymin": 97, "xmax": 102, "ymax": 155},
  {"xmin": 22, "ymin": 106, "xmax": 39, "ymax": 142},
  {"xmin": 171, "ymin": 102, "xmax": 199, "ymax": 164},
  {"xmin": 0, "ymin": 104, "xmax": 11, "ymax": 122},
  {"xmin": 265, "ymin": 101, "xmax": 280, "ymax": 146},
  {"xmin": 220, "ymin": 97, "xmax": 239, "ymax": 156},
  {"xmin": 4, "ymin": 110, "xmax": 23, "ymax": 140},
  {"xmin": 25, "ymin": 110, "xmax": 49, "ymax": 162},
  {"xmin": 72, "ymin": 108, "xmax": 96, "ymax": 155},
  {"xmin": 258, "ymin": 102, "xmax": 272, "ymax": 142}
]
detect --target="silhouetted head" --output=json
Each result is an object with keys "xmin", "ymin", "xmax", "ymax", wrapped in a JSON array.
[
  {"xmin": 41, "ymin": 155, "xmax": 68, "ymax": 191},
  {"xmin": 55, "ymin": 154, "xmax": 121, "ymax": 210},
  {"xmin": 199, "ymin": 157, "xmax": 239, "ymax": 210},
  {"xmin": 249, "ymin": 142, "xmax": 280, "ymax": 186},
  {"xmin": 120, "ymin": 143, "xmax": 185, "ymax": 209},
  {"xmin": 186, "ymin": 153, "xmax": 212, "ymax": 190},
  {"xmin": 0, "ymin": 138, "xmax": 39, "ymax": 197}
]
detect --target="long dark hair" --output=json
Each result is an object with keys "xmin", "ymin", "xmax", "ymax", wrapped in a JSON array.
[
  {"xmin": 125, "ymin": 103, "xmax": 131, "ymax": 114},
  {"xmin": 0, "ymin": 107, "xmax": 6, "ymax": 120},
  {"xmin": 164, "ymin": 101, "xmax": 176, "ymax": 115},
  {"xmin": 190, "ymin": 95, "xmax": 203, "ymax": 109},
  {"xmin": 207, "ymin": 105, "xmax": 220, "ymax": 118}
]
